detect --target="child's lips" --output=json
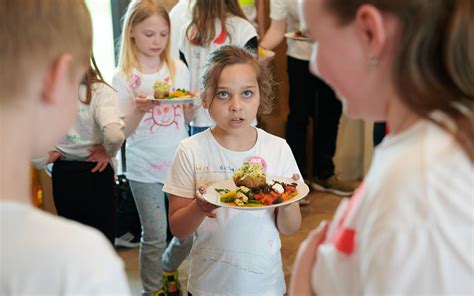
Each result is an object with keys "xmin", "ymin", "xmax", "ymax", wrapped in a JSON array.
[{"xmin": 230, "ymin": 117, "xmax": 244, "ymax": 125}]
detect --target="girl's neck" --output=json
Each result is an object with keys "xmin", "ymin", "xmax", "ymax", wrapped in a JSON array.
[
  {"xmin": 137, "ymin": 53, "xmax": 163, "ymax": 74},
  {"xmin": 211, "ymin": 126, "xmax": 258, "ymax": 152},
  {"xmin": 386, "ymin": 97, "xmax": 420, "ymax": 135}
]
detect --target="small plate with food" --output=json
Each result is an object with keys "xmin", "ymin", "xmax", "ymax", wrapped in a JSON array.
[
  {"xmin": 204, "ymin": 162, "xmax": 310, "ymax": 210},
  {"xmin": 284, "ymin": 31, "xmax": 312, "ymax": 42},
  {"xmin": 147, "ymin": 81, "xmax": 198, "ymax": 104}
]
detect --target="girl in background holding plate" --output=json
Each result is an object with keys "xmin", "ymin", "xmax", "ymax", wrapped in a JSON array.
[{"xmin": 112, "ymin": 0, "xmax": 193, "ymax": 295}]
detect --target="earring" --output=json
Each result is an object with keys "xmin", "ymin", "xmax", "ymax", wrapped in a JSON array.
[{"xmin": 368, "ymin": 56, "xmax": 379, "ymax": 67}]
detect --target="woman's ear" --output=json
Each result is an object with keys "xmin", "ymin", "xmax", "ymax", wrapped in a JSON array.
[
  {"xmin": 354, "ymin": 4, "xmax": 386, "ymax": 59},
  {"xmin": 41, "ymin": 54, "xmax": 73, "ymax": 105}
]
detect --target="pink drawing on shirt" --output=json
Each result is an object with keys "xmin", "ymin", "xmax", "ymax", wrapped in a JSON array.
[
  {"xmin": 331, "ymin": 182, "xmax": 365, "ymax": 255},
  {"xmin": 247, "ymin": 156, "xmax": 267, "ymax": 172},
  {"xmin": 128, "ymin": 74, "xmax": 141, "ymax": 89},
  {"xmin": 143, "ymin": 104, "xmax": 182, "ymax": 133},
  {"xmin": 148, "ymin": 161, "xmax": 172, "ymax": 172},
  {"xmin": 268, "ymin": 240, "xmax": 274, "ymax": 248}
]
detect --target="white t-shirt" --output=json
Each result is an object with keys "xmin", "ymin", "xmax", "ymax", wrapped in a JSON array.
[
  {"xmin": 270, "ymin": 0, "xmax": 311, "ymax": 61},
  {"xmin": 239, "ymin": 0, "xmax": 257, "ymax": 28},
  {"xmin": 312, "ymin": 119, "xmax": 474, "ymax": 295},
  {"xmin": 169, "ymin": 0, "xmax": 194, "ymax": 60},
  {"xmin": 112, "ymin": 60, "xmax": 190, "ymax": 183},
  {"xmin": 56, "ymin": 83, "xmax": 124, "ymax": 160},
  {"xmin": 179, "ymin": 16, "xmax": 257, "ymax": 127},
  {"xmin": 163, "ymin": 128, "xmax": 300, "ymax": 296},
  {"xmin": 0, "ymin": 201, "xmax": 130, "ymax": 295}
]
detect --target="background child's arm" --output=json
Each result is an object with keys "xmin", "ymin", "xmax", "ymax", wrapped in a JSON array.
[
  {"xmin": 102, "ymin": 123, "xmax": 125, "ymax": 156},
  {"xmin": 256, "ymin": 0, "xmax": 266, "ymax": 38},
  {"xmin": 122, "ymin": 94, "xmax": 155, "ymax": 137},
  {"xmin": 92, "ymin": 84, "xmax": 125, "ymax": 156}
]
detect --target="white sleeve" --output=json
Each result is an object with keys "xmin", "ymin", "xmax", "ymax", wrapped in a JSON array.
[
  {"xmin": 111, "ymin": 71, "xmax": 135, "ymax": 118},
  {"xmin": 92, "ymin": 83, "xmax": 124, "ymax": 129},
  {"xmin": 173, "ymin": 59, "xmax": 191, "ymax": 90},
  {"xmin": 235, "ymin": 18, "xmax": 258, "ymax": 47},
  {"xmin": 69, "ymin": 228, "xmax": 131, "ymax": 295},
  {"xmin": 269, "ymin": 0, "xmax": 287, "ymax": 21},
  {"xmin": 163, "ymin": 143, "xmax": 196, "ymax": 198}
]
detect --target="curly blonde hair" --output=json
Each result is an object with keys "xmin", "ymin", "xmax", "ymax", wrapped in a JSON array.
[{"xmin": 201, "ymin": 45, "xmax": 275, "ymax": 115}]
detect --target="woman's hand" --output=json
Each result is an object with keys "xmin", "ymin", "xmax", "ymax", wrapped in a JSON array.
[
  {"xmin": 47, "ymin": 151, "xmax": 63, "ymax": 163},
  {"xmin": 289, "ymin": 221, "xmax": 329, "ymax": 296},
  {"xmin": 87, "ymin": 145, "xmax": 110, "ymax": 173},
  {"xmin": 134, "ymin": 93, "xmax": 156, "ymax": 113},
  {"xmin": 195, "ymin": 186, "xmax": 219, "ymax": 218}
]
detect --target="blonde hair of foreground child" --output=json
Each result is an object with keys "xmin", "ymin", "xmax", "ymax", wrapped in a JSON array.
[{"xmin": 0, "ymin": 0, "xmax": 92, "ymax": 102}]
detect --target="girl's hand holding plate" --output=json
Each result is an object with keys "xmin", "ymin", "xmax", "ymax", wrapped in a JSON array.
[
  {"xmin": 134, "ymin": 93, "xmax": 158, "ymax": 112},
  {"xmin": 196, "ymin": 186, "xmax": 219, "ymax": 218}
]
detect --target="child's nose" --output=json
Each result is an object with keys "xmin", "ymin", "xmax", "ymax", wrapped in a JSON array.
[
  {"xmin": 230, "ymin": 96, "xmax": 243, "ymax": 112},
  {"xmin": 153, "ymin": 36, "xmax": 161, "ymax": 45}
]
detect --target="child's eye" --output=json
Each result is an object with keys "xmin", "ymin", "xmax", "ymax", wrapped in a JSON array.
[
  {"xmin": 145, "ymin": 33, "xmax": 154, "ymax": 37},
  {"xmin": 242, "ymin": 90, "xmax": 253, "ymax": 98},
  {"xmin": 216, "ymin": 91, "xmax": 229, "ymax": 99},
  {"xmin": 160, "ymin": 32, "xmax": 168, "ymax": 37}
]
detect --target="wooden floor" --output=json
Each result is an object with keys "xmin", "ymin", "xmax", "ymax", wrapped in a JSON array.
[{"xmin": 116, "ymin": 190, "xmax": 343, "ymax": 295}]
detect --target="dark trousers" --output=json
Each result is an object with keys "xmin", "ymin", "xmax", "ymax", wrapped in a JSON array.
[
  {"xmin": 52, "ymin": 160, "xmax": 116, "ymax": 244},
  {"xmin": 115, "ymin": 174, "xmax": 142, "ymax": 238},
  {"xmin": 286, "ymin": 56, "xmax": 342, "ymax": 179}
]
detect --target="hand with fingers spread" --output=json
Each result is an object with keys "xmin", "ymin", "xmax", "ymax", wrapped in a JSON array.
[
  {"xmin": 87, "ymin": 145, "xmax": 110, "ymax": 173},
  {"xmin": 195, "ymin": 186, "xmax": 219, "ymax": 218},
  {"xmin": 47, "ymin": 151, "xmax": 63, "ymax": 164}
]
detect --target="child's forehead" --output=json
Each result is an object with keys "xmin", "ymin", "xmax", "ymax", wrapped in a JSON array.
[
  {"xmin": 220, "ymin": 63, "xmax": 256, "ymax": 76},
  {"xmin": 134, "ymin": 14, "xmax": 168, "ymax": 27},
  {"xmin": 217, "ymin": 65, "xmax": 258, "ymax": 88}
]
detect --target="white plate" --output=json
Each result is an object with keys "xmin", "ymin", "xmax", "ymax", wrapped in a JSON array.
[
  {"xmin": 146, "ymin": 96, "xmax": 198, "ymax": 104},
  {"xmin": 284, "ymin": 32, "xmax": 312, "ymax": 42},
  {"xmin": 204, "ymin": 176, "xmax": 310, "ymax": 210}
]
